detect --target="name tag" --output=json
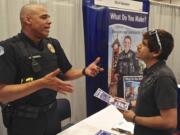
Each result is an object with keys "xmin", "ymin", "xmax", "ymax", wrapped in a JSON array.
[{"xmin": 28, "ymin": 55, "xmax": 42, "ymax": 59}]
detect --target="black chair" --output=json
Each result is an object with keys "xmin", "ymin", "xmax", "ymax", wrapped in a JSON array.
[{"xmin": 56, "ymin": 98, "xmax": 72, "ymax": 130}]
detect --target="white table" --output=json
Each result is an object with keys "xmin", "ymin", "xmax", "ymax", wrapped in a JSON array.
[{"xmin": 57, "ymin": 105, "xmax": 134, "ymax": 135}]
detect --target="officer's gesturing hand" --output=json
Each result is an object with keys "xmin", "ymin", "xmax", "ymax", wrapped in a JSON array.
[
  {"xmin": 84, "ymin": 57, "xmax": 104, "ymax": 77},
  {"xmin": 41, "ymin": 69, "xmax": 73, "ymax": 94}
]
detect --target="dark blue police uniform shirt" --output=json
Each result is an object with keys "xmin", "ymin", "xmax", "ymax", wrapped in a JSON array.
[{"xmin": 0, "ymin": 32, "xmax": 72, "ymax": 105}]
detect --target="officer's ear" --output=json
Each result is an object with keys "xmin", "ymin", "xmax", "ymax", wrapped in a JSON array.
[{"xmin": 24, "ymin": 15, "xmax": 32, "ymax": 25}]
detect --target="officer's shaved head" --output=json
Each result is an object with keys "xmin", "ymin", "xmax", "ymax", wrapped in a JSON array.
[
  {"xmin": 20, "ymin": 4, "xmax": 46, "ymax": 26},
  {"xmin": 20, "ymin": 3, "xmax": 51, "ymax": 40}
]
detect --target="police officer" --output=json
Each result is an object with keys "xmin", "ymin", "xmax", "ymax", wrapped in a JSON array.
[
  {"xmin": 114, "ymin": 35, "xmax": 139, "ymax": 97},
  {"xmin": 0, "ymin": 3, "xmax": 104, "ymax": 135}
]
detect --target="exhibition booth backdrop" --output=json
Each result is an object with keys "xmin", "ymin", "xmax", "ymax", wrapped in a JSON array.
[
  {"xmin": 0, "ymin": 0, "xmax": 180, "ymax": 135},
  {"xmin": 83, "ymin": 0, "xmax": 150, "ymax": 116}
]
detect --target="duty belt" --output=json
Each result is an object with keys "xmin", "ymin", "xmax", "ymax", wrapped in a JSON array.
[{"xmin": 14, "ymin": 101, "xmax": 56, "ymax": 118}]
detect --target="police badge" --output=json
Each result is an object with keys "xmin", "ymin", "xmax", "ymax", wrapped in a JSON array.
[{"xmin": 47, "ymin": 43, "xmax": 55, "ymax": 53}]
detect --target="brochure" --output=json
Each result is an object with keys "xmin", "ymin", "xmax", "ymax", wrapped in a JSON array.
[{"xmin": 94, "ymin": 88, "xmax": 129, "ymax": 111}]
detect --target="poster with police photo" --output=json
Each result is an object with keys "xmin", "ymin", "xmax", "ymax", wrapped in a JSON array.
[
  {"xmin": 123, "ymin": 76, "xmax": 143, "ymax": 103},
  {"xmin": 108, "ymin": 9, "xmax": 148, "ymax": 97}
]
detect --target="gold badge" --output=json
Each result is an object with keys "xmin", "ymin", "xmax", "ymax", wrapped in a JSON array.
[{"xmin": 47, "ymin": 43, "xmax": 55, "ymax": 53}]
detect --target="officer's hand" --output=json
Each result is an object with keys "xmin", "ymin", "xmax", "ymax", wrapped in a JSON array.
[
  {"xmin": 41, "ymin": 69, "xmax": 73, "ymax": 95},
  {"xmin": 85, "ymin": 57, "xmax": 104, "ymax": 77}
]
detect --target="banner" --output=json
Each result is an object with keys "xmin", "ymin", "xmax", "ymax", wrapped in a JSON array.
[
  {"xmin": 83, "ymin": 0, "xmax": 149, "ymax": 116},
  {"xmin": 95, "ymin": 0, "xmax": 143, "ymax": 11},
  {"xmin": 108, "ymin": 9, "xmax": 148, "ymax": 97}
]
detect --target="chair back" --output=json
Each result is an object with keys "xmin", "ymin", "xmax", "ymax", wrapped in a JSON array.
[{"xmin": 57, "ymin": 98, "xmax": 71, "ymax": 121}]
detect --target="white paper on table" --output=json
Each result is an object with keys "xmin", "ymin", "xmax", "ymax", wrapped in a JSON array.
[{"xmin": 112, "ymin": 119, "xmax": 134, "ymax": 134}]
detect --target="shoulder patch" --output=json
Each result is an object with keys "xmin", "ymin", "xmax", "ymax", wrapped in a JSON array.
[{"xmin": 0, "ymin": 46, "xmax": 5, "ymax": 56}]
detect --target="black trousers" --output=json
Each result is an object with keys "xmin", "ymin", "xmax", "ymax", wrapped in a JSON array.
[{"xmin": 7, "ymin": 103, "xmax": 62, "ymax": 135}]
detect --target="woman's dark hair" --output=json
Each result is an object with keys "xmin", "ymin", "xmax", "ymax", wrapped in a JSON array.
[{"xmin": 143, "ymin": 29, "xmax": 174, "ymax": 60}]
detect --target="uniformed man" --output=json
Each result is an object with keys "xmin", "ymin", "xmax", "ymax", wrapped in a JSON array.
[
  {"xmin": 0, "ymin": 3, "xmax": 104, "ymax": 135},
  {"xmin": 114, "ymin": 35, "xmax": 139, "ymax": 97}
]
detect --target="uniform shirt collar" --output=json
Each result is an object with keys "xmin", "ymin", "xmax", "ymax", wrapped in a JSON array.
[{"xmin": 19, "ymin": 32, "xmax": 44, "ymax": 50}]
